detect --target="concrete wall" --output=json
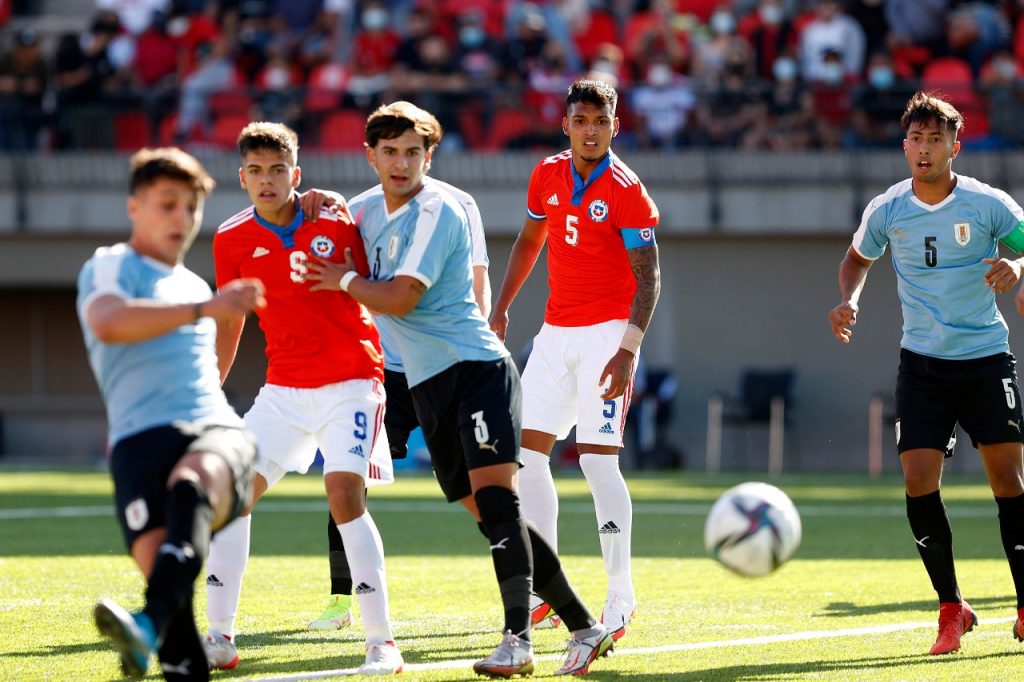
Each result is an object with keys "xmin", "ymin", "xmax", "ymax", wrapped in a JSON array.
[{"xmin": 4, "ymin": 151, "xmax": 1024, "ymax": 472}]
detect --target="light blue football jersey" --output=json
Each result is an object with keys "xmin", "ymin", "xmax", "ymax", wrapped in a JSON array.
[
  {"xmin": 77, "ymin": 243, "xmax": 242, "ymax": 445},
  {"xmin": 852, "ymin": 174, "xmax": 1024, "ymax": 359},
  {"xmin": 366, "ymin": 177, "xmax": 490, "ymax": 373},
  {"xmin": 349, "ymin": 183, "xmax": 507, "ymax": 387}
]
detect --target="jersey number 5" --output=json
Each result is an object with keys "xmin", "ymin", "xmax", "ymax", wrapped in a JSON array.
[
  {"xmin": 290, "ymin": 251, "xmax": 308, "ymax": 282},
  {"xmin": 924, "ymin": 236, "xmax": 937, "ymax": 268},
  {"xmin": 566, "ymin": 215, "xmax": 579, "ymax": 246}
]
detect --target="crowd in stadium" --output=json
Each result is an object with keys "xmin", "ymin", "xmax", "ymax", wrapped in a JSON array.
[{"xmin": 3, "ymin": 0, "xmax": 1024, "ymax": 152}]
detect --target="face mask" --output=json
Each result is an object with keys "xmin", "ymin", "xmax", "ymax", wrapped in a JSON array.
[
  {"xmin": 362, "ymin": 9, "xmax": 389, "ymax": 31},
  {"xmin": 710, "ymin": 12, "xmax": 735, "ymax": 35},
  {"xmin": 759, "ymin": 4, "xmax": 783, "ymax": 25},
  {"xmin": 996, "ymin": 60, "xmax": 1017, "ymax": 80},
  {"xmin": 592, "ymin": 59, "xmax": 616, "ymax": 75},
  {"xmin": 773, "ymin": 57, "xmax": 797, "ymax": 81},
  {"xmin": 266, "ymin": 67, "xmax": 289, "ymax": 89},
  {"xmin": 821, "ymin": 62, "xmax": 843, "ymax": 85},
  {"xmin": 648, "ymin": 64, "xmax": 672, "ymax": 87},
  {"xmin": 868, "ymin": 65, "xmax": 894, "ymax": 89},
  {"xmin": 459, "ymin": 26, "xmax": 485, "ymax": 47},
  {"xmin": 167, "ymin": 17, "xmax": 189, "ymax": 38}
]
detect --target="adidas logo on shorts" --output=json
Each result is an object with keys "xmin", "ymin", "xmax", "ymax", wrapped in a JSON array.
[
  {"xmin": 355, "ymin": 582, "xmax": 376, "ymax": 595},
  {"xmin": 599, "ymin": 521, "xmax": 621, "ymax": 534},
  {"xmin": 207, "ymin": 574, "xmax": 223, "ymax": 587},
  {"xmin": 348, "ymin": 444, "xmax": 365, "ymax": 456},
  {"xmin": 598, "ymin": 422, "xmax": 615, "ymax": 434}
]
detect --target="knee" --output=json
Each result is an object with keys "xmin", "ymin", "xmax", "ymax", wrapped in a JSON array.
[
  {"xmin": 475, "ymin": 486, "xmax": 519, "ymax": 525},
  {"xmin": 326, "ymin": 474, "xmax": 367, "ymax": 523}
]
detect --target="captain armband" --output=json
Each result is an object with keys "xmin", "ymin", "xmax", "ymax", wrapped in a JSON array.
[
  {"xmin": 621, "ymin": 227, "xmax": 657, "ymax": 250},
  {"xmin": 1000, "ymin": 221, "xmax": 1024, "ymax": 253}
]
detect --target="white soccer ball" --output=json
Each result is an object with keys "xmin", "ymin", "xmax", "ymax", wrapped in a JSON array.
[{"xmin": 704, "ymin": 482, "xmax": 802, "ymax": 577}]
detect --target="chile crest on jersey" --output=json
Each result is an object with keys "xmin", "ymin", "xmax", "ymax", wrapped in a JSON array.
[{"xmin": 310, "ymin": 234, "xmax": 336, "ymax": 258}]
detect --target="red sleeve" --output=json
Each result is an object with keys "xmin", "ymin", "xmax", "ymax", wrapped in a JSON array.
[
  {"xmin": 615, "ymin": 181, "xmax": 659, "ymax": 231},
  {"xmin": 525, "ymin": 162, "xmax": 547, "ymax": 220},
  {"xmin": 342, "ymin": 223, "xmax": 371, "ymax": 277},
  {"xmin": 212, "ymin": 232, "xmax": 240, "ymax": 290}
]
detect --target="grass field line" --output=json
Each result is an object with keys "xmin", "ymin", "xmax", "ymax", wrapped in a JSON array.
[
  {"xmin": 242, "ymin": 615, "xmax": 1018, "ymax": 681},
  {"xmin": 0, "ymin": 500, "xmax": 1005, "ymax": 521}
]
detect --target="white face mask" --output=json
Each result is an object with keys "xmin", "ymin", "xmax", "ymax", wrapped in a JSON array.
[
  {"xmin": 760, "ymin": 4, "xmax": 783, "ymax": 25},
  {"xmin": 362, "ymin": 8, "xmax": 389, "ymax": 31},
  {"xmin": 710, "ymin": 11, "xmax": 735, "ymax": 35},
  {"xmin": 167, "ymin": 16, "xmax": 189, "ymax": 38},
  {"xmin": 996, "ymin": 59, "xmax": 1017, "ymax": 80},
  {"xmin": 648, "ymin": 64, "xmax": 672, "ymax": 87},
  {"xmin": 591, "ymin": 60, "xmax": 616, "ymax": 75},
  {"xmin": 773, "ymin": 57, "xmax": 797, "ymax": 81},
  {"xmin": 266, "ymin": 67, "xmax": 289, "ymax": 89},
  {"xmin": 821, "ymin": 62, "xmax": 844, "ymax": 85}
]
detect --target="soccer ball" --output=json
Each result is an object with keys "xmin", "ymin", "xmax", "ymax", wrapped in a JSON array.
[{"xmin": 704, "ymin": 482, "xmax": 801, "ymax": 577}]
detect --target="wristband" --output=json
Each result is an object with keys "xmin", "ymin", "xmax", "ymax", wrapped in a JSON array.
[
  {"xmin": 619, "ymin": 323, "xmax": 644, "ymax": 355},
  {"xmin": 340, "ymin": 271, "xmax": 358, "ymax": 292},
  {"xmin": 193, "ymin": 301, "xmax": 205, "ymax": 322}
]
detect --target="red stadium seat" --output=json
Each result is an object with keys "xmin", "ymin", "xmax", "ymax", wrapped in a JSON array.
[
  {"xmin": 485, "ymin": 107, "xmax": 533, "ymax": 151},
  {"xmin": 319, "ymin": 110, "xmax": 367, "ymax": 151},
  {"xmin": 208, "ymin": 88, "xmax": 253, "ymax": 116},
  {"xmin": 305, "ymin": 63, "xmax": 349, "ymax": 114},
  {"xmin": 113, "ymin": 111, "xmax": 151, "ymax": 151},
  {"xmin": 210, "ymin": 113, "xmax": 251, "ymax": 149},
  {"xmin": 921, "ymin": 57, "xmax": 988, "ymax": 140}
]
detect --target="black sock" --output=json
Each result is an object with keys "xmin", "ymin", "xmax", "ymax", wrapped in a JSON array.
[
  {"xmin": 156, "ymin": 599, "xmax": 209, "ymax": 681},
  {"xmin": 995, "ymin": 494, "xmax": 1024, "ymax": 609},
  {"xmin": 144, "ymin": 479, "xmax": 213, "ymax": 638},
  {"xmin": 327, "ymin": 511, "xmax": 352, "ymax": 595},
  {"xmin": 906, "ymin": 491, "xmax": 960, "ymax": 604},
  {"xmin": 526, "ymin": 523, "xmax": 596, "ymax": 632},
  {"xmin": 475, "ymin": 486, "xmax": 533, "ymax": 639}
]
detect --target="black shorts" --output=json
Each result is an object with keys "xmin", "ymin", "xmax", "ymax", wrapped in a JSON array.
[
  {"xmin": 895, "ymin": 349, "xmax": 1024, "ymax": 456},
  {"xmin": 109, "ymin": 422, "xmax": 257, "ymax": 549},
  {"xmin": 410, "ymin": 357, "xmax": 522, "ymax": 502},
  {"xmin": 384, "ymin": 369, "xmax": 418, "ymax": 460}
]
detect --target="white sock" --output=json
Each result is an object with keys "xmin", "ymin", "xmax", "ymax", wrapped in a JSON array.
[
  {"xmin": 339, "ymin": 512, "xmax": 393, "ymax": 644},
  {"xmin": 205, "ymin": 513, "xmax": 251, "ymax": 637},
  {"xmin": 579, "ymin": 453, "xmax": 633, "ymax": 601},
  {"xmin": 518, "ymin": 448, "xmax": 559, "ymax": 551}
]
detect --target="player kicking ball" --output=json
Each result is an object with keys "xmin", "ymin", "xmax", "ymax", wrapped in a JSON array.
[
  {"xmin": 201, "ymin": 122, "xmax": 402, "ymax": 675},
  {"xmin": 79, "ymin": 148, "xmax": 263, "ymax": 680}
]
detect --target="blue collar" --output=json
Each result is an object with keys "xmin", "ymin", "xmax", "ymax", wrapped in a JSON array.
[
  {"xmin": 253, "ymin": 200, "xmax": 304, "ymax": 248},
  {"xmin": 570, "ymin": 151, "xmax": 613, "ymax": 207}
]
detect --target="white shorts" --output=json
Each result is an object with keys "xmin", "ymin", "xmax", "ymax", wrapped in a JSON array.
[
  {"xmin": 244, "ymin": 378, "xmax": 394, "ymax": 489},
  {"xmin": 520, "ymin": 319, "xmax": 635, "ymax": 447}
]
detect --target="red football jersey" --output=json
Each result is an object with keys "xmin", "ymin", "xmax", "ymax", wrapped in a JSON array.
[
  {"xmin": 526, "ymin": 150, "xmax": 659, "ymax": 326},
  {"xmin": 214, "ymin": 205, "xmax": 383, "ymax": 388}
]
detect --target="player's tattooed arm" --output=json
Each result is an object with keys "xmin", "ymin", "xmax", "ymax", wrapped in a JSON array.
[{"xmin": 627, "ymin": 244, "xmax": 661, "ymax": 332}]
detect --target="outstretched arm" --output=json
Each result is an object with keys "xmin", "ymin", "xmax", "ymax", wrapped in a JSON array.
[
  {"xmin": 599, "ymin": 244, "xmax": 661, "ymax": 400},
  {"xmin": 828, "ymin": 247, "xmax": 873, "ymax": 343},
  {"xmin": 489, "ymin": 217, "xmax": 547, "ymax": 341}
]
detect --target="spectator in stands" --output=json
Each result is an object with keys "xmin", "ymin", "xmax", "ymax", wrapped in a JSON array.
[
  {"xmin": 585, "ymin": 41, "xmax": 628, "ymax": 89},
  {"xmin": 570, "ymin": 0, "xmax": 619, "ymax": 67},
  {"xmin": 623, "ymin": 0, "xmax": 690, "ymax": 81},
  {"xmin": 947, "ymin": 2, "xmax": 1012, "ymax": 75},
  {"xmin": 255, "ymin": 42, "xmax": 303, "ymax": 130},
  {"xmin": 96, "ymin": 0, "xmax": 169, "ymax": 35},
  {"xmin": 692, "ymin": 6, "xmax": 752, "ymax": 89},
  {"xmin": 631, "ymin": 57, "xmax": 696, "ymax": 150},
  {"xmin": 502, "ymin": 4, "xmax": 554, "ymax": 88},
  {"xmin": 0, "ymin": 27, "xmax": 48, "ymax": 151},
  {"xmin": 346, "ymin": 0, "xmax": 400, "ymax": 108},
  {"xmin": 980, "ymin": 48, "xmax": 1024, "ymax": 148},
  {"xmin": 745, "ymin": 53, "xmax": 816, "ymax": 151},
  {"xmin": 53, "ymin": 12, "xmax": 122, "ymax": 149},
  {"xmin": 808, "ymin": 47, "xmax": 854, "ymax": 149},
  {"xmin": 798, "ymin": 0, "xmax": 865, "ymax": 83},
  {"xmin": 846, "ymin": 50, "xmax": 917, "ymax": 148},
  {"xmin": 390, "ymin": 33, "xmax": 466, "ymax": 144},
  {"xmin": 885, "ymin": 0, "xmax": 948, "ymax": 76},
  {"xmin": 739, "ymin": 0, "xmax": 798, "ymax": 82},
  {"xmin": 393, "ymin": 6, "xmax": 436, "ymax": 74},
  {"xmin": 134, "ymin": 10, "xmax": 183, "ymax": 141},
  {"xmin": 696, "ymin": 48, "xmax": 764, "ymax": 148},
  {"xmin": 847, "ymin": 0, "xmax": 889, "ymax": 60},
  {"xmin": 506, "ymin": 0, "xmax": 583, "ymax": 73},
  {"xmin": 176, "ymin": 37, "xmax": 236, "ymax": 142},
  {"xmin": 452, "ymin": 8, "xmax": 504, "ymax": 140}
]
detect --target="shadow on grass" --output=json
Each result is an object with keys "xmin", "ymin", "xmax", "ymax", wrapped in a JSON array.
[{"xmin": 821, "ymin": 596, "xmax": 1017, "ymax": 618}]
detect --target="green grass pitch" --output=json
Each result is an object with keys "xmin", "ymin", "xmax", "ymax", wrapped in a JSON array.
[{"xmin": 3, "ymin": 469, "xmax": 1024, "ymax": 681}]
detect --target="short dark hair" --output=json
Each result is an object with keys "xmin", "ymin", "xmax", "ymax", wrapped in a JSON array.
[
  {"xmin": 900, "ymin": 91, "xmax": 963, "ymax": 137},
  {"xmin": 566, "ymin": 78, "xmax": 618, "ymax": 114},
  {"xmin": 365, "ymin": 101, "xmax": 443, "ymax": 151},
  {"xmin": 129, "ymin": 147, "xmax": 215, "ymax": 196},
  {"xmin": 237, "ymin": 121, "xmax": 299, "ymax": 162}
]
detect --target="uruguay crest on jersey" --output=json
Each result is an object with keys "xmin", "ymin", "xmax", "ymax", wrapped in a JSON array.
[{"xmin": 954, "ymin": 222, "xmax": 970, "ymax": 246}]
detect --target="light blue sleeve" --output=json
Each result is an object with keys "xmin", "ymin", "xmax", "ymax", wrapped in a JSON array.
[
  {"xmin": 851, "ymin": 197, "xmax": 889, "ymax": 260},
  {"xmin": 991, "ymin": 191, "xmax": 1024, "ymax": 243},
  {"xmin": 77, "ymin": 247, "xmax": 139, "ymax": 317}
]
